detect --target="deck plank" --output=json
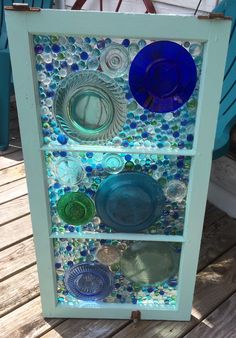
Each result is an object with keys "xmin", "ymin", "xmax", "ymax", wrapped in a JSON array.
[
  {"xmin": 0, "ymin": 163, "xmax": 25, "ymax": 186},
  {"xmin": 41, "ymin": 319, "xmax": 130, "ymax": 338},
  {"xmin": 0, "ymin": 297, "xmax": 64, "ymax": 338},
  {"xmin": 0, "ymin": 194, "xmax": 29, "ymax": 225},
  {"xmin": 0, "ymin": 178, "xmax": 27, "ymax": 204},
  {"xmin": 0, "ymin": 238, "xmax": 36, "ymax": 280},
  {"xmin": 185, "ymin": 292, "xmax": 236, "ymax": 338},
  {"xmin": 112, "ymin": 246, "xmax": 236, "ymax": 338},
  {"xmin": 198, "ymin": 213, "xmax": 236, "ymax": 270},
  {"xmin": 0, "ymin": 214, "xmax": 32, "ymax": 250},
  {"xmin": 0, "ymin": 264, "xmax": 39, "ymax": 317},
  {"xmin": 0, "ymin": 150, "xmax": 23, "ymax": 170}
]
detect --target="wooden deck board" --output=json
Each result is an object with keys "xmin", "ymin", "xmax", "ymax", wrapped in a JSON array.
[
  {"xmin": 0, "ymin": 237, "xmax": 36, "ymax": 280},
  {"xmin": 185, "ymin": 292, "xmax": 236, "ymax": 338},
  {"xmin": 0, "ymin": 214, "xmax": 32, "ymax": 250},
  {"xmin": 0, "ymin": 178, "xmax": 28, "ymax": 204}
]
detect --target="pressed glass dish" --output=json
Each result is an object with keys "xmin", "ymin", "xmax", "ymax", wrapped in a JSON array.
[
  {"xmin": 57, "ymin": 191, "xmax": 95, "ymax": 225},
  {"xmin": 53, "ymin": 70, "xmax": 126, "ymax": 142},
  {"xmin": 64, "ymin": 262, "xmax": 114, "ymax": 301}
]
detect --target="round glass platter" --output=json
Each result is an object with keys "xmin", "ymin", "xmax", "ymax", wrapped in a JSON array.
[
  {"xmin": 120, "ymin": 241, "xmax": 179, "ymax": 284},
  {"xmin": 129, "ymin": 40, "xmax": 197, "ymax": 113},
  {"xmin": 95, "ymin": 172, "xmax": 165, "ymax": 232}
]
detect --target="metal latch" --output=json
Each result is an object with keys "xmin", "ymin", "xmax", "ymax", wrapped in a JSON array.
[
  {"xmin": 131, "ymin": 310, "xmax": 141, "ymax": 324},
  {"xmin": 5, "ymin": 3, "xmax": 40, "ymax": 12}
]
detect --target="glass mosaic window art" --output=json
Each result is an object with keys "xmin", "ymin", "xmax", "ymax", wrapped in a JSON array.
[
  {"xmin": 46, "ymin": 151, "xmax": 190, "ymax": 235},
  {"xmin": 54, "ymin": 238, "xmax": 181, "ymax": 306},
  {"xmin": 6, "ymin": 8, "xmax": 230, "ymax": 319},
  {"xmin": 36, "ymin": 35, "xmax": 200, "ymax": 306},
  {"xmin": 34, "ymin": 35, "xmax": 203, "ymax": 150}
]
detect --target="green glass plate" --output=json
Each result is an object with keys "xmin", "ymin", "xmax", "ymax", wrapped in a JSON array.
[{"xmin": 57, "ymin": 192, "xmax": 95, "ymax": 225}]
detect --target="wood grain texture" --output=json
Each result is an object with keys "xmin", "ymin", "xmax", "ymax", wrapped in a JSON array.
[
  {"xmin": 0, "ymin": 214, "xmax": 32, "ymax": 250},
  {"xmin": 185, "ymin": 292, "xmax": 236, "ymax": 338},
  {"xmin": 0, "ymin": 163, "xmax": 25, "ymax": 186},
  {"xmin": 198, "ymin": 214, "xmax": 236, "ymax": 270},
  {"xmin": 0, "ymin": 194, "xmax": 29, "ymax": 225},
  {"xmin": 0, "ymin": 150, "xmax": 23, "ymax": 170},
  {"xmin": 0, "ymin": 178, "xmax": 27, "ymax": 204},
  {"xmin": 0, "ymin": 264, "xmax": 39, "ymax": 317},
  {"xmin": 112, "ymin": 246, "xmax": 236, "ymax": 337},
  {"xmin": 0, "ymin": 238, "xmax": 36, "ymax": 280},
  {"xmin": 0, "ymin": 297, "xmax": 63, "ymax": 338},
  {"xmin": 41, "ymin": 319, "xmax": 130, "ymax": 338}
]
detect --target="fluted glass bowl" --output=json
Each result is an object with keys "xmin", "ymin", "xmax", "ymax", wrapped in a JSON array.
[{"xmin": 53, "ymin": 70, "xmax": 126, "ymax": 142}]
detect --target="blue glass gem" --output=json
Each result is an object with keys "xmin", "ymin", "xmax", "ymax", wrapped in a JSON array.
[
  {"xmin": 80, "ymin": 51, "xmax": 89, "ymax": 60},
  {"xmin": 52, "ymin": 44, "xmax": 61, "ymax": 53},
  {"xmin": 61, "ymin": 61, "xmax": 68, "ymax": 68},
  {"xmin": 129, "ymin": 41, "xmax": 197, "ymax": 113},
  {"xmin": 46, "ymin": 63, "xmax": 54, "ymax": 72},
  {"xmin": 34, "ymin": 44, "xmax": 44, "ymax": 54},
  {"xmin": 97, "ymin": 40, "xmax": 106, "ymax": 50},
  {"xmin": 57, "ymin": 134, "xmax": 68, "ymax": 145},
  {"xmin": 64, "ymin": 262, "xmax": 114, "ymax": 301},
  {"xmin": 71, "ymin": 63, "xmax": 79, "ymax": 72},
  {"xmin": 122, "ymin": 39, "xmax": 130, "ymax": 47},
  {"xmin": 187, "ymin": 134, "xmax": 194, "ymax": 142},
  {"xmin": 130, "ymin": 122, "xmax": 137, "ymax": 129}
]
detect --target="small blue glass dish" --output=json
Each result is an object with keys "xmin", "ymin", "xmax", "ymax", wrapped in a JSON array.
[
  {"xmin": 95, "ymin": 172, "xmax": 165, "ymax": 232},
  {"xmin": 64, "ymin": 262, "xmax": 114, "ymax": 301},
  {"xmin": 129, "ymin": 40, "xmax": 197, "ymax": 113}
]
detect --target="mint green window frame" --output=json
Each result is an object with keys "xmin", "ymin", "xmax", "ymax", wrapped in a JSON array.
[{"xmin": 5, "ymin": 9, "xmax": 231, "ymax": 320}]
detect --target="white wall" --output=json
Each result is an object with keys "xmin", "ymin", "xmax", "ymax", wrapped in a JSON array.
[{"xmin": 65, "ymin": 0, "xmax": 218, "ymax": 14}]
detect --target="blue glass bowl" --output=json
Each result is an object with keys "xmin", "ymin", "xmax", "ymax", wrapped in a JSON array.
[
  {"xmin": 129, "ymin": 41, "xmax": 197, "ymax": 113},
  {"xmin": 95, "ymin": 172, "xmax": 165, "ymax": 232},
  {"xmin": 64, "ymin": 262, "xmax": 114, "ymax": 301}
]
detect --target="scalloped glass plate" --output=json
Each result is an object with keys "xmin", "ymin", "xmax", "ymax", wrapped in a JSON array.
[
  {"xmin": 64, "ymin": 262, "xmax": 114, "ymax": 301},
  {"xmin": 53, "ymin": 70, "xmax": 126, "ymax": 142}
]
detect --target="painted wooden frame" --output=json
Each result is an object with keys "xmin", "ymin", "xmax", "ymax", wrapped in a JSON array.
[{"xmin": 5, "ymin": 9, "xmax": 231, "ymax": 320}]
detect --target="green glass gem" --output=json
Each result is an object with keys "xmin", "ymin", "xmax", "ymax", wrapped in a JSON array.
[
  {"xmin": 57, "ymin": 192, "xmax": 95, "ymax": 225},
  {"xmin": 127, "ymin": 100, "xmax": 138, "ymax": 111},
  {"xmin": 125, "ymin": 161, "xmax": 135, "ymax": 170}
]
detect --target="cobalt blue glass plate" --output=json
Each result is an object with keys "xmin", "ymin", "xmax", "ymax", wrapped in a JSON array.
[
  {"xmin": 64, "ymin": 262, "xmax": 114, "ymax": 301},
  {"xmin": 129, "ymin": 41, "xmax": 197, "ymax": 113},
  {"xmin": 95, "ymin": 172, "xmax": 165, "ymax": 232}
]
